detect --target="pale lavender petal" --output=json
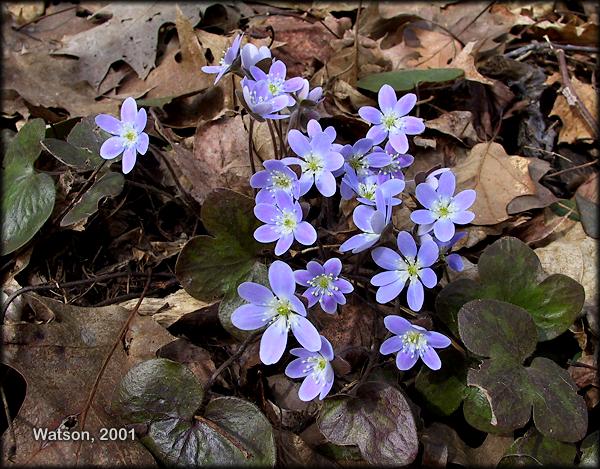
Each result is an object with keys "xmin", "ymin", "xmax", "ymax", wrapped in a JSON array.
[
  {"xmin": 380, "ymin": 336, "xmax": 403, "ymax": 355},
  {"xmin": 315, "ymin": 171, "xmax": 336, "ymax": 197},
  {"xmin": 371, "ymin": 270, "xmax": 401, "ymax": 287},
  {"xmin": 417, "ymin": 240, "xmax": 439, "ymax": 267},
  {"xmin": 120, "ymin": 97, "xmax": 137, "ymax": 124},
  {"xmin": 376, "ymin": 278, "xmax": 406, "ymax": 303},
  {"xmin": 370, "ymin": 210, "xmax": 387, "ymax": 233},
  {"xmin": 366, "ymin": 125, "xmax": 387, "ymax": 145},
  {"xmin": 275, "ymin": 233, "xmax": 294, "ymax": 255},
  {"xmin": 446, "ymin": 253, "xmax": 464, "ymax": 272},
  {"xmin": 136, "ymin": 132, "xmax": 149, "ymax": 155},
  {"xmin": 100, "ymin": 136, "xmax": 125, "ymax": 159},
  {"xmin": 323, "ymin": 152, "xmax": 344, "ymax": 172},
  {"xmin": 396, "ymin": 351, "xmax": 419, "ymax": 370},
  {"xmin": 269, "ymin": 260, "xmax": 295, "ymax": 298},
  {"xmin": 298, "ymin": 374, "xmax": 323, "ymax": 401},
  {"xmin": 306, "ymin": 261, "xmax": 324, "ymax": 276},
  {"xmin": 250, "ymin": 170, "xmax": 270, "ymax": 188},
  {"xmin": 415, "ymin": 183, "xmax": 439, "ymax": 209},
  {"xmin": 288, "ymin": 130, "xmax": 310, "ymax": 157},
  {"xmin": 371, "ymin": 246, "xmax": 401, "ymax": 270},
  {"xmin": 332, "ymin": 290, "xmax": 346, "ymax": 305},
  {"xmin": 396, "ymin": 231, "xmax": 417, "ymax": 258},
  {"xmin": 421, "ymin": 347, "xmax": 442, "ymax": 370},
  {"xmin": 407, "ymin": 279, "xmax": 424, "ymax": 311},
  {"xmin": 238, "ymin": 282, "xmax": 274, "ymax": 305},
  {"xmin": 388, "ymin": 131, "xmax": 409, "ymax": 154},
  {"xmin": 452, "ymin": 189, "xmax": 477, "ymax": 210},
  {"xmin": 401, "ymin": 116, "xmax": 425, "ymax": 134},
  {"xmin": 450, "ymin": 211, "xmax": 475, "ymax": 225},
  {"xmin": 254, "ymin": 204, "xmax": 279, "ymax": 223},
  {"xmin": 354, "ymin": 138, "xmax": 373, "ymax": 156},
  {"xmin": 433, "ymin": 218, "xmax": 455, "ymax": 242},
  {"xmin": 122, "ymin": 146, "xmax": 137, "ymax": 174},
  {"xmin": 275, "ymin": 190, "xmax": 294, "ymax": 212},
  {"xmin": 288, "ymin": 294, "xmax": 307, "ymax": 316},
  {"xmin": 135, "ymin": 108, "xmax": 147, "ymax": 132},
  {"xmin": 378, "ymin": 84, "xmax": 397, "ymax": 113},
  {"xmin": 358, "ymin": 106, "xmax": 383, "ymax": 124},
  {"xmin": 319, "ymin": 368, "xmax": 334, "ymax": 399},
  {"xmin": 295, "ymin": 221, "xmax": 317, "ymax": 245},
  {"xmin": 231, "ymin": 304, "xmax": 272, "ymax": 330},
  {"xmin": 285, "ymin": 358, "xmax": 311, "ymax": 378},
  {"xmin": 95, "ymin": 114, "xmax": 122, "ymax": 135},
  {"xmin": 290, "ymin": 348, "xmax": 319, "ymax": 359},
  {"xmin": 411, "ymin": 209, "xmax": 436, "ymax": 225},
  {"xmin": 394, "ymin": 93, "xmax": 417, "ymax": 116},
  {"xmin": 437, "ymin": 170, "xmax": 456, "ymax": 197},
  {"xmin": 304, "ymin": 290, "xmax": 319, "ymax": 307},
  {"xmin": 353, "ymin": 205, "xmax": 375, "ymax": 232},
  {"xmin": 426, "ymin": 331, "xmax": 451, "ymax": 348},
  {"xmin": 260, "ymin": 317, "xmax": 288, "ymax": 365},
  {"xmin": 283, "ymin": 77, "xmax": 304, "ymax": 92},
  {"xmin": 320, "ymin": 295, "xmax": 337, "ymax": 313},
  {"xmin": 255, "ymin": 225, "xmax": 281, "ymax": 243},
  {"xmin": 418, "ymin": 268, "xmax": 437, "ymax": 288},
  {"xmin": 384, "ymin": 315, "xmax": 412, "ymax": 335},
  {"xmin": 291, "ymin": 316, "xmax": 321, "ymax": 351},
  {"xmin": 294, "ymin": 270, "xmax": 313, "ymax": 286},
  {"xmin": 335, "ymin": 278, "xmax": 353, "ymax": 293},
  {"xmin": 320, "ymin": 336, "xmax": 334, "ymax": 360},
  {"xmin": 339, "ymin": 233, "xmax": 377, "ymax": 253},
  {"xmin": 202, "ymin": 65, "xmax": 222, "ymax": 74}
]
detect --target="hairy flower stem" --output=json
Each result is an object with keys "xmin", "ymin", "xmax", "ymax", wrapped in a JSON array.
[
  {"xmin": 275, "ymin": 119, "xmax": 287, "ymax": 156},
  {"xmin": 266, "ymin": 119, "xmax": 280, "ymax": 159},
  {"xmin": 248, "ymin": 119, "xmax": 257, "ymax": 177}
]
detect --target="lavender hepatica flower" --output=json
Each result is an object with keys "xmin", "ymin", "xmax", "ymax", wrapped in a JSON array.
[
  {"xmin": 339, "ymin": 138, "xmax": 390, "ymax": 179},
  {"xmin": 358, "ymin": 85, "xmax": 425, "ymax": 154},
  {"xmin": 420, "ymin": 231, "xmax": 466, "ymax": 272},
  {"xmin": 411, "ymin": 170, "xmax": 476, "ymax": 242},
  {"xmin": 369, "ymin": 142, "xmax": 414, "ymax": 182},
  {"xmin": 202, "ymin": 33, "xmax": 243, "ymax": 84},
  {"xmin": 341, "ymin": 168, "xmax": 404, "ymax": 206},
  {"xmin": 254, "ymin": 191, "xmax": 317, "ymax": 255},
  {"xmin": 297, "ymin": 78, "xmax": 324, "ymax": 104},
  {"xmin": 95, "ymin": 97, "xmax": 149, "ymax": 174},
  {"xmin": 249, "ymin": 60, "xmax": 304, "ymax": 106},
  {"xmin": 380, "ymin": 315, "xmax": 451, "ymax": 370},
  {"xmin": 242, "ymin": 79, "xmax": 290, "ymax": 121},
  {"xmin": 371, "ymin": 231, "xmax": 438, "ymax": 311},
  {"xmin": 232, "ymin": 261, "xmax": 321, "ymax": 365},
  {"xmin": 294, "ymin": 258, "xmax": 354, "ymax": 314},
  {"xmin": 241, "ymin": 42, "xmax": 272, "ymax": 70},
  {"xmin": 339, "ymin": 189, "xmax": 392, "ymax": 254},
  {"xmin": 251, "ymin": 159, "xmax": 300, "ymax": 204},
  {"xmin": 282, "ymin": 129, "xmax": 344, "ymax": 197},
  {"xmin": 285, "ymin": 335, "xmax": 335, "ymax": 401}
]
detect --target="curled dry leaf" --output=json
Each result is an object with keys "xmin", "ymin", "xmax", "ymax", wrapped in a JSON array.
[
  {"xmin": 448, "ymin": 42, "xmax": 494, "ymax": 86},
  {"xmin": 426, "ymin": 110, "xmax": 479, "ymax": 146}
]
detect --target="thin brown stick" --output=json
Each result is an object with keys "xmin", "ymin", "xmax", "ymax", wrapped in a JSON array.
[
  {"xmin": 248, "ymin": 119, "xmax": 257, "ymax": 176},
  {"xmin": 543, "ymin": 160, "xmax": 598, "ymax": 178},
  {"xmin": 75, "ymin": 270, "xmax": 153, "ymax": 464},
  {"xmin": 15, "ymin": 5, "xmax": 78, "ymax": 31},
  {"xmin": 275, "ymin": 120, "xmax": 287, "ymax": 156},
  {"xmin": 1, "ymin": 384, "xmax": 16, "ymax": 461},
  {"xmin": 353, "ymin": 0, "xmax": 363, "ymax": 85}
]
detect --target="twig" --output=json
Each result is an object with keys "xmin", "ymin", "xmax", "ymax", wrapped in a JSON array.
[
  {"xmin": 505, "ymin": 41, "xmax": 598, "ymax": 58},
  {"xmin": 55, "ymin": 161, "xmax": 106, "ymax": 223},
  {"xmin": 567, "ymin": 359, "xmax": 598, "ymax": 371},
  {"xmin": 75, "ymin": 270, "xmax": 153, "ymax": 464},
  {"xmin": 353, "ymin": 0, "xmax": 363, "ymax": 85},
  {"xmin": 14, "ymin": 5, "xmax": 78, "ymax": 31},
  {"xmin": 1, "ymin": 384, "xmax": 16, "ymax": 461},
  {"xmin": 543, "ymin": 160, "xmax": 598, "ymax": 178}
]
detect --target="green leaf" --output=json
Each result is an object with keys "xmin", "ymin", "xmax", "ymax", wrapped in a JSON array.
[
  {"xmin": 463, "ymin": 386, "xmax": 504, "ymax": 434},
  {"xmin": 579, "ymin": 431, "xmax": 599, "ymax": 467},
  {"xmin": 436, "ymin": 236, "xmax": 585, "ymax": 341},
  {"xmin": 357, "ymin": 68, "xmax": 464, "ymax": 93},
  {"xmin": 67, "ymin": 116, "xmax": 112, "ymax": 156},
  {"xmin": 176, "ymin": 189, "xmax": 262, "ymax": 301},
  {"xmin": 414, "ymin": 349, "xmax": 468, "ymax": 416},
  {"xmin": 117, "ymin": 358, "xmax": 276, "ymax": 466},
  {"xmin": 218, "ymin": 262, "xmax": 268, "ymax": 340},
  {"xmin": 1, "ymin": 119, "xmax": 56, "ymax": 255},
  {"xmin": 498, "ymin": 428, "xmax": 576, "ymax": 466},
  {"xmin": 60, "ymin": 171, "xmax": 124, "ymax": 227},
  {"xmin": 318, "ymin": 382, "xmax": 418, "ymax": 466},
  {"xmin": 458, "ymin": 299, "xmax": 587, "ymax": 442}
]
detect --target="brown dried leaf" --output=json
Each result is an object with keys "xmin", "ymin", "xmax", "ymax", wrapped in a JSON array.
[
  {"xmin": 448, "ymin": 42, "xmax": 494, "ymax": 86},
  {"xmin": 157, "ymin": 338, "xmax": 216, "ymax": 387},
  {"xmin": 507, "ymin": 158, "xmax": 558, "ymax": 214},
  {"xmin": 426, "ymin": 110, "xmax": 479, "ymax": 146},
  {"xmin": 453, "ymin": 142, "xmax": 536, "ymax": 225}
]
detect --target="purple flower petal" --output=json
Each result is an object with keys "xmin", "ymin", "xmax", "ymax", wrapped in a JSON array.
[
  {"xmin": 319, "ymin": 368, "xmax": 334, "ymax": 399},
  {"xmin": 231, "ymin": 304, "xmax": 272, "ymax": 330},
  {"xmin": 426, "ymin": 331, "xmax": 451, "ymax": 348},
  {"xmin": 378, "ymin": 84, "xmax": 397, "ymax": 113},
  {"xmin": 306, "ymin": 261, "xmax": 324, "ymax": 276},
  {"xmin": 353, "ymin": 205, "xmax": 376, "ymax": 232},
  {"xmin": 320, "ymin": 295, "xmax": 337, "ymax": 313},
  {"xmin": 285, "ymin": 358, "xmax": 311, "ymax": 378},
  {"xmin": 122, "ymin": 146, "xmax": 137, "ymax": 174},
  {"xmin": 389, "ymin": 131, "xmax": 409, "ymax": 154},
  {"xmin": 396, "ymin": 231, "xmax": 417, "ymax": 259},
  {"xmin": 260, "ymin": 317, "xmax": 288, "ymax": 364},
  {"xmin": 451, "ymin": 210, "xmax": 475, "ymax": 225},
  {"xmin": 380, "ymin": 336, "xmax": 403, "ymax": 355},
  {"xmin": 415, "ymin": 183, "xmax": 439, "ymax": 209},
  {"xmin": 384, "ymin": 315, "xmax": 412, "ymax": 335},
  {"xmin": 371, "ymin": 246, "xmax": 401, "ymax": 270},
  {"xmin": 417, "ymin": 240, "xmax": 439, "ymax": 267},
  {"xmin": 269, "ymin": 260, "xmax": 295, "ymax": 299},
  {"xmin": 407, "ymin": 279, "xmax": 424, "ymax": 311},
  {"xmin": 291, "ymin": 316, "xmax": 321, "ymax": 351},
  {"xmin": 433, "ymin": 218, "xmax": 455, "ymax": 243},
  {"xmin": 275, "ymin": 233, "xmax": 294, "ymax": 255},
  {"xmin": 366, "ymin": 125, "xmax": 387, "ymax": 145},
  {"xmin": 411, "ymin": 209, "xmax": 436, "ymax": 225},
  {"xmin": 323, "ymin": 152, "xmax": 345, "ymax": 172},
  {"xmin": 394, "ymin": 93, "xmax": 416, "ymax": 116},
  {"xmin": 288, "ymin": 130, "xmax": 310, "ymax": 157},
  {"xmin": 288, "ymin": 294, "xmax": 307, "ymax": 316},
  {"xmin": 320, "ymin": 336, "xmax": 335, "ymax": 360},
  {"xmin": 339, "ymin": 233, "xmax": 378, "ymax": 253},
  {"xmin": 304, "ymin": 290, "xmax": 319, "ymax": 307},
  {"xmin": 376, "ymin": 278, "xmax": 406, "ymax": 303},
  {"xmin": 447, "ymin": 253, "xmax": 464, "ymax": 272},
  {"xmin": 254, "ymin": 203, "xmax": 280, "ymax": 223},
  {"xmin": 421, "ymin": 347, "xmax": 442, "ymax": 370},
  {"xmin": 290, "ymin": 347, "xmax": 319, "ymax": 359},
  {"xmin": 418, "ymin": 267, "xmax": 437, "ymax": 288},
  {"xmin": 135, "ymin": 108, "xmax": 147, "ymax": 133},
  {"xmin": 358, "ymin": 106, "xmax": 383, "ymax": 125},
  {"xmin": 452, "ymin": 189, "xmax": 476, "ymax": 210},
  {"xmin": 437, "ymin": 170, "xmax": 456, "ymax": 197},
  {"xmin": 284, "ymin": 77, "xmax": 305, "ymax": 92},
  {"xmin": 371, "ymin": 270, "xmax": 402, "ymax": 287},
  {"xmin": 136, "ymin": 132, "xmax": 149, "ymax": 155},
  {"xmin": 238, "ymin": 282, "xmax": 274, "ymax": 305},
  {"xmin": 324, "ymin": 258, "xmax": 342, "ymax": 276},
  {"xmin": 401, "ymin": 116, "xmax": 425, "ymax": 134},
  {"xmin": 120, "ymin": 97, "xmax": 137, "ymax": 124},
  {"xmin": 315, "ymin": 171, "xmax": 336, "ymax": 197},
  {"xmin": 396, "ymin": 350, "xmax": 419, "ymax": 370},
  {"xmin": 298, "ymin": 373, "xmax": 323, "ymax": 401},
  {"xmin": 295, "ymin": 221, "xmax": 317, "ymax": 245},
  {"xmin": 294, "ymin": 270, "xmax": 313, "ymax": 286},
  {"xmin": 254, "ymin": 225, "xmax": 280, "ymax": 243},
  {"xmin": 335, "ymin": 278, "xmax": 353, "ymax": 294},
  {"xmin": 202, "ymin": 65, "xmax": 222, "ymax": 74},
  {"xmin": 100, "ymin": 136, "xmax": 125, "ymax": 159},
  {"xmin": 95, "ymin": 114, "xmax": 122, "ymax": 135}
]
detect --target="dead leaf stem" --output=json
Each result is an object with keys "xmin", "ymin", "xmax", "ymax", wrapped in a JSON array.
[
  {"xmin": 353, "ymin": 0, "xmax": 362, "ymax": 85},
  {"xmin": 248, "ymin": 119, "xmax": 257, "ymax": 177},
  {"xmin": 56, "ymin": 160, "xmax": 106, "ymax": 224}
]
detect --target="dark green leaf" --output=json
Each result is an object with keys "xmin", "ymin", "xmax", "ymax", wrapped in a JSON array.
[
  {"xmin": 436, "ymin": 237, "xmax": 584, "ymax": 341},
  {"xmin": 117, "ymin": 358, "xmax": 276, "ymax": 466},
  {"xmin": 498, "ymin": 428, "xmax": 576, "ymax": 466},
  {"xmin": 1, "ymin": 119, "xmax": 55, "ymax": 255},
  {"xmin": 357, "ymin": 68, "xmax": 464, "ymax": 93},
  {"xmin": 463, "ymin": 386, "xmax": 507, "ymax": 434},
  {"xmin": 550, "ymin": 198, "xmax": 580, "ymax": 221},
  {"xmin": 579, "ymin": 431, "xmax": 598, "ymax": 467},
  {"xmin": 176, "ymin": 189, "xmax": 261, "ymax": 301},
  {"xmin": 575, "ymin": 192, "xmax": 599, "ymax": 239},
  {"xmin": 67, "ymin": 116, "xmax": 112, "ymax": 156},
  {"xmin": 41, "ymin": 138, "xmax": 103, "ymax": 171},
  {"xmin": 318, "ymin": 382, "xmax": 418, "ymax": 466},
  {"xmin": 60, "ymin": 171, "xmax": 124, "ymax": 227}
]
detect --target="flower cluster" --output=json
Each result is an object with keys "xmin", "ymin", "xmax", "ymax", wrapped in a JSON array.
[{"xmin": 199, "ymin": 33, "xmax": 476, "ymax": 400}]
